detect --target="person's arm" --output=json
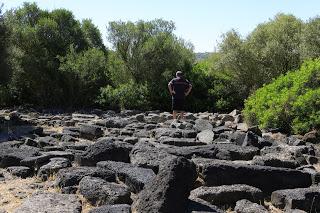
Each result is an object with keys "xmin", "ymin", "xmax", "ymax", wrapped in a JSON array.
[
  {"xmin": 185, "ymin": 82, "xmax": 192, "ymax": 96},
  {"xmin": 168, "ymin": 81, "xmax": 175, "ymax": 95}
]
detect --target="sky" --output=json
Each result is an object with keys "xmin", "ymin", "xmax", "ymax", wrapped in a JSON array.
[{"xmin": 2, "ymin": 0, "xmax": 320, "ymax": 52}]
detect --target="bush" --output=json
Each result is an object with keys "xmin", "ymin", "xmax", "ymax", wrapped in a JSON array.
[
  {"xmin": 243, "ymin": 59, "xmax": 320, "ymax": 134},
  {"xmin": 98, "ymin": 81, "xmax": 150, "ymax": 110}
]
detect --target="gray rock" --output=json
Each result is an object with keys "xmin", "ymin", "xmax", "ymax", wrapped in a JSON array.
[
  {"xmin": 153, "ymin": 128, "xmax": 182, "ymax": 139},
  {"xmin": 234, "ymin": 199, "xmax": 268, "ymax": 213},
  {"xmin": 165, "ymin": 143, "xmax": 259, "ymax": 161},
  {"xmin": 55, "ymin": 167, "xmax": 116, "ymax": 193},
  {"xmin": 36, "ymin": 136, "xmax": 58, "ymax": 147},
  {"xmin": 0, "ymin": 145, "xmax": 39, "ymax": 168},
  {"xmin": 95, "ymin": 118, "xmax": 128, "ymax": 128},
  {"xmin": 7, "ymin": 166, "xmax": 32, "ymax": 178},
  {"xmin": 79, "ymin": 176, "xmax": 132, "ymax": 206},
  {"xmin": 303, "ymin": 130, "xmax": 320, "ymax": 144},
  {"xmin": 193, "ymin": 158, "xmax": 312, "ymax": 194},
  {"xmin": 252, "ymin": 155, "xmax": 300, "ymax": 169},
  {"xmin": 132, "ymin": 157, "xmax": 197, "ymax": 213},
  {"xmin": 187, "ymin": 198, "xmax": 223, "ymax": 213},
  {"xmin": 123, "ymin": 137, "xmax": 138, "ymax": 145},
  {"xmin": 97, "ymin": 161, "xmax": 155, "ymax": 193},
  {"xmin": 159, "ymin": 137, "xmax": 205, "ymax": 146},
  {"xmin": 75, "ymin": 139, "xmax": 132, "ymax": 166},
  {"xmin": 211, "ymin": 126, "xmax": 233, "ymax": 134},
  {"xmin": 190, "ymin": 185, "xmax": 264, "ymax": 207},
  {"xmin": 271, "ymin": 186, "xmax": 320, "ymax": 212},
  {"xmin": 14, "ymin": 193, "xmax": 81, "ymax": 213},
  {"xmin": 196, "ymin": 130, "xmax": 214, "ymax": 144},
  {"xmin": 78, "ymin": 124, "xmax": 104, "ymax": 140},
  {"xmin": 88, "ymin": 204, "xmax": 131, "ymax": 213},
  {"xmin": 195, "ymin": 119, "xmax": 213, "ymax": 132},
  {"xmin": 38, "ymin": 157, "xmax": 71, "ymax": 181},
  {"xmin": 130, "ymin": 141, "xmax": 176, "ymax": 172}
]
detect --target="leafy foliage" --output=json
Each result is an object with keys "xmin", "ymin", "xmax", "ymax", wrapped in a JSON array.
[{"xmin": 244, "ymin": 59, "xmax": 320, "ymax": 134}]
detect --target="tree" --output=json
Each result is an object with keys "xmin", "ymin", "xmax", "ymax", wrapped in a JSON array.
[
  {"xmin": 81, "ymin": 19, "xmax": 106, "ymax": 51},
  {"xmin": 301, "ymin": 17, "xmax": 320, "ymax": 60},
  {"xmin": 106, "ymin": 19, "xmax": 194, "ymax": 110}
]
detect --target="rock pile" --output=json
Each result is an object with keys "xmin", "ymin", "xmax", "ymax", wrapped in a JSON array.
[{"xmin": 0, "ymin": 109, "xmax": 319, "ymax": 213}]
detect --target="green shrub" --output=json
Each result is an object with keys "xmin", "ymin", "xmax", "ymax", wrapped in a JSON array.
[
  {"xmin": 98, "ymin": 81, "xmax": 150, "ymax": 110},
  {"xmin": 243, "ymin": 59, "xmax": 320, "ymax": 134}
]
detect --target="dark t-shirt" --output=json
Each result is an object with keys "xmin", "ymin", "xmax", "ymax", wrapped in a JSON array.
[{"xmin": 169, "ymin": 77, "xmax": 192, "ymax": 99}]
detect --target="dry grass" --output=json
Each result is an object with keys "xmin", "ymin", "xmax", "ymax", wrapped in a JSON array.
[
  {"xmin": 265, "ymin": 200, "xmax": 284, "ymax": 213},
  {"xmin": 0, "ymin": 170, "xmax": 57, "ymax": 213},
  {"xmin": 41, "ymin": 125, "xmax": 63, "ymax": 134},
  {"xmin": 315, "ymin": 163, "xmax": 320, "ymax": 172}
]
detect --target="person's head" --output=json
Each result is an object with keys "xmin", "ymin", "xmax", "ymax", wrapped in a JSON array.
[{"xmin": 176, "ymin": 71, "xmax": 183, "ymax": 78}]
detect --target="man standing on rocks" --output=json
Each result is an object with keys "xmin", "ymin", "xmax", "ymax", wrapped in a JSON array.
[{"xmin": 168, "ymin": 71, "xmax": 192, "ymax": 120}]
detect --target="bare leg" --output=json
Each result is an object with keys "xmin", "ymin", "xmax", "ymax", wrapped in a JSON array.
[
  {"xmin": 181, "ymin": 111, "xmax": 185, "ymax": 120},
  {"xmin": 172, "ymin": 111, "xmax": 177, "ymax": 119}
]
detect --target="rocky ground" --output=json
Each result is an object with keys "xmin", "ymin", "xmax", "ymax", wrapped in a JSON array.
[{"xmin": 0, "ymin": 109, "xmax": 319, "ymax": 213}]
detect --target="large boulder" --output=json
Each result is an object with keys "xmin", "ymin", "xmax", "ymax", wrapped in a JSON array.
[
  {"xmin": 78, "ymin": 124, "xmax": 104, "ymax": 140},
  {"xmin": 0, "ymin": 145, "xmax": 39, "ymax": 168},
  {"xmin": 165, "ymin": 143, "xmax": 259, "ymax": 161},
  {"xmin": 14, "ymin": 193, "xmax": 82, "ymax": 213},
  {"xmin": 193, "ymin": 158, "xmax": 313, "ymax": 194},
  {"xmin": 190, "ymin": 184, "xmax": 264, "ymax": 207},
  {"xmin": 194, "ymin": 119, "xmax": 213, "ymax": 132},
  {"xmin": 97, "ymin": 161, "xmax": 155, "ymax": 193},
  {"xmin": 7, "ymin": 166, "xmax": 33, "ymax": 178},
  {"xmin": 79, "ymin": 176, "xmax": 132, "ymax": 206},
  {"xmin": 303, "ymin": 130, "xmax": 320, "ymax": 144},
  {"xmin": 196, "ymin": 130, "xmax": 215, "ymax": 144},
  {"xmin": 271, "ymin": 186, "xmax": 320, "ymax": 212},
  {"xmin": 132, "ymin": 157, "xmax": 197, "ymax": 213},
  {"xmin": 129, "ymin": 141, "xmax": 176, "ymax": 172},
  {"xmin": 252, "ymin": 155, "xmax": 300, "ymax": 169},
  {"xmin": 37, "ymin": 157, "xmax": 72, "ymax": 181},
  {"xmin": 75, "ymin": 139, "xmax": 132, "ymax": 166},
  {"xmin": 55, "ymin": 167, "xmax": 115, "ymax": 194}
]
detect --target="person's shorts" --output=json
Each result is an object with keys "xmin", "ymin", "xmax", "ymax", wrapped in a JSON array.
[{"xmin": 172, "ymin": 98, "xmax": 185, "ymax": 111}]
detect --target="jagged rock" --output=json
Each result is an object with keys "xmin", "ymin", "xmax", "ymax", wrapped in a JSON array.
[
  {"xmin": 187, "ymin": 198, "xmax": 223, "ymax": 213},
  {"xmin": 7, "ymin": 166, "xmax": 32, "ymax": 178},
  {"xmin": 153, "ymin": 128, "xmax": 182, "ymax": 138},
  {"xmin": 88, "ymin": 204, "xmax": 131, "ymax": 213},
  {"xmin": 75, "ymin": 139, "xmax": 132, "ymax": 166},
  {"xmin": 261, "ymin": 144, "xmax": 315, "ymax": 160},
  {"xmin": 132, "ymin": 157, "xmax": 197, "ymax": 213},
  {"xmin": 211, "ymin": 126, "xmax": 233, "ymax": 135},
  {"xmin": 24, "ymin": 138, "xmax": 38, "ymax": 147},
  {"xmin": 36, "ymin": 136, "xmax": 58, "ymax": 147},
  {"xmin": 194, "ymin": 119, "xmax": 213, "ymax": 132},
  {"xmin": 95, "ymin": 118, "xmax": 129, "ymax": 128},
  {"xmin": 196, "ymin": 130, "xmax": 215, "ymax": 144},
  {"xmin": 159, "ymin": 137, "xmax": 204, "ymax": 146},
  {"xmin": 123, "ymin": 137, "xmax": 138, "ymax": 145},
  {"xmin": 0, "ymin": 145, "xmax": 39, "ymax": 168},
  {"xmin": 38, "ymin": 157, "xmax": 72, "ymax": 181},
  {"xmin": 190, "ymin": 185, "xmax": 264, "ymax": 207},
  {"xmin": 55, "ymin": 167, "xmax": 116, "ymax": 193},
  {"xmin": 234, "ymin": 199, "xmax": 268, "ymax": 213},
  {"xmin": 14, "ymin": 193, "xmax": 82, "ymax": 213},
  {"xmin": 271, "ymin": 186, "xmax": 320, "ymax": 212},
  {"xmin": 97, "ymin": 161, "xmax": 155, "ymax": 193},
  {"xmin": 79, "ymin": 176, "xmax": 132, "ymax": 206},
  {"xmin": 130, "ymin": 141, "xmax": 176, "ymax": 172},
  {"xmin": 218, "ymin": 131, "xmax": 246, "ymax": 145},
  {"xmin": 303, "ymin": 130, "xmax": 320, "ymax": 144},
  {"xmin": 193, "ymin": 158, "xmax": 312, "ymax": 193},
  {"xmin": 78, "ymin": 124, "xmax": 104, "ymax": 140},
  {"xmin": 20, "ymin": 151, "xmax": 73, "ymax": 170},
  {"xmin": 165, "ymin": 143, "xmax": 259, "ymax": 161},
  {"xmin": 252, "ymin": 155, "xmax": 300, "ymax": 169}
]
